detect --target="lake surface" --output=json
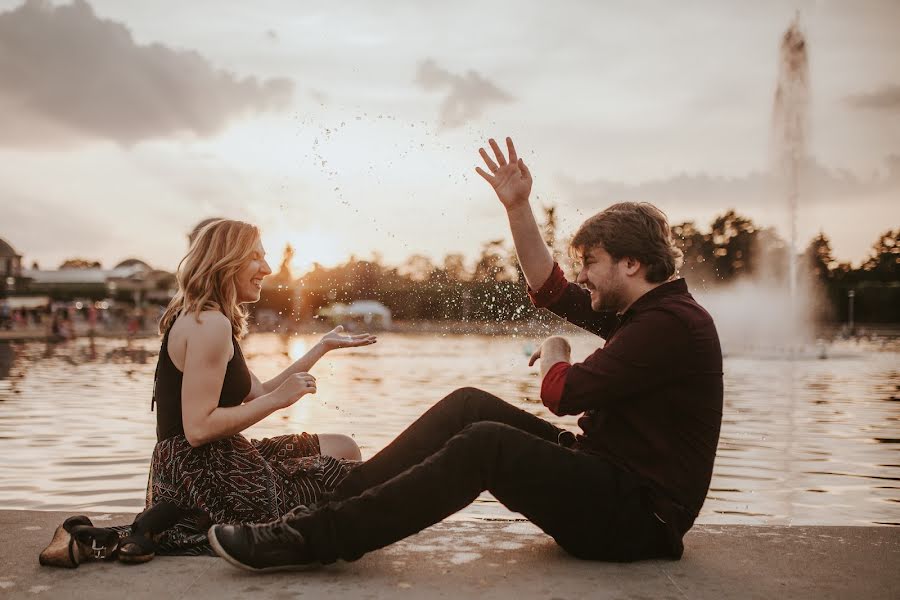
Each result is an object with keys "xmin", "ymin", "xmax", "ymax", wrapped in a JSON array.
[{"xmin": 0, "ymin": 331, "xmax": 897, "ymax": 526}]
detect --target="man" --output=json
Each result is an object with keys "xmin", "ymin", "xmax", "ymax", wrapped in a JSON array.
[{"xmin": 208, "ymin": 137, "xmax": 723, "ymax": 570}]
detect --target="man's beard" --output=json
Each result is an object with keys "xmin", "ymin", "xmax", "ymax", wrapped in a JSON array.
[{"xmin": 590, "ymin": 277, "xmax": 626, "ymax": 312}]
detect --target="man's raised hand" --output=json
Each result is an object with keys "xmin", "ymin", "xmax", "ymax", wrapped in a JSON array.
[{"xmin": 476, "ymin": 137, "xmax": 533, "ymax": 211}]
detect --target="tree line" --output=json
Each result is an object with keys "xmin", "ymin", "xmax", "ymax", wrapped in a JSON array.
[{"xmin": 256, "ymin": 208, "xmax": 899, "ymax": 325}]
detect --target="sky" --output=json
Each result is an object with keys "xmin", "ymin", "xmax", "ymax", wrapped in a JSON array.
[{"xmin": 1, "ymin": 0, "xmax": 898, "ymax": 274}]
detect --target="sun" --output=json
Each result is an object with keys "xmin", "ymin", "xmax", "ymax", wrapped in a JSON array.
[{"xmin": 261, "ymin": 230, "xmax": 347, "ymax": 277}]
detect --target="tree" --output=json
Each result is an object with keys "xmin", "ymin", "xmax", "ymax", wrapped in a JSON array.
[
  {"xmin": 59, "ymin": 259, "xmax": 101, "ymax": 269},
  {"xmin": 708, "ymin": 211, "xmax": 759, "ymax": 281},
  {"xmin": 803, "ymin": 232, "xmax": 836, "ymax": 283},
  {"xmin": 753, "ymin": 226, "xmax": 789, "ymax": 283},
  {"xmin": 472, "ymin": 240, "xmax": 513, "ymax": 283},
  {"xmin": 862, "ymin": 229, "xmax": 899, "ymax": 281},
  {"xmin": 278, "ymin": 244, "xmax": 295, "ymax": 281},
  {"xmin": 671, "ymin": 221, "xmax": 715, "ymax": 285},
  {"xmin": 402, "ymin": 254, "xmax": 435, "ymax": 282},
  {"xmin": 541, "ymin": 203, "xmax": 559, "ymax": 258},
  {"xmin": 441, "ymin": 253, "xmax": 469, "ymax": 282}
]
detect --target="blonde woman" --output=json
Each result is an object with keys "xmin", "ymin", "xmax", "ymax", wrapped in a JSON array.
[{"xmin": 40, "ymin": 219, "xmax": 375, "ymax": 567}]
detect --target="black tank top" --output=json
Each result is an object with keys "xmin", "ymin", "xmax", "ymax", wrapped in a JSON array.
[{"xmin": 151, "ymin": 321, "xmax": 252, "ymax": 442}]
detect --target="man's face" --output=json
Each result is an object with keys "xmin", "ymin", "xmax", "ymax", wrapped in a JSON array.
[{"xmin": 574, "ymin": 246, "xmax": 628, "ymax": 312}]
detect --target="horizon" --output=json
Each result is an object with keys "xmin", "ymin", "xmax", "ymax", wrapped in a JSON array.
[
  {"xmin": 1, "ymin": 0, "xmax": 898, "ymax": 273},
  {"xmin": 5, "ymin": 207, "xmax": 892, "ymax": 277}
]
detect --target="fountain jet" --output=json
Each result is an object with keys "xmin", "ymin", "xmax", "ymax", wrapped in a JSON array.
[{"xmin": 772, "ymin": 14, "xmax": 810, "ymax": 324}]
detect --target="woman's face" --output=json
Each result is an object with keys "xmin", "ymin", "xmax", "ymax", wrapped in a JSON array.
[{"xmin": 236, "ymin": 239, "xmax": 272, "ymax": 304}]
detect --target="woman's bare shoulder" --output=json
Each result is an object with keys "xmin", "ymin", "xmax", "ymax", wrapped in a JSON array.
[{"xmin": 170, "ymin": 311, "xmax": 232, "ymax": 361}]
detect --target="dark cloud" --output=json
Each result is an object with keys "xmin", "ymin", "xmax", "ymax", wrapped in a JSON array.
[
  {"xmin": 845, "ymin": 84, "xmax": 900, "ymax": 111},
  {"xmin": 415, "ymin": 59, "xmax": 513, "ymax": 128},
  {"xmin": 0, "ymin": 0, "xmax": 293, "ymax": 146},
  {"xmin": 558, "ymin": 156, "xmax": 900, "ymax": 216}
]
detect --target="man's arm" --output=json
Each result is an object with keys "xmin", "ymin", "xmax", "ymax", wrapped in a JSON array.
[
  {"xmin": 476, "ymin": 137, "xmax": 553, "ymax": 291},
  {"xmin": 528, "ymin": 336, "xmax": 572, "ymax": 415},
  {"xmin": 528, "ymin": 335, "xmax": 571, "ymax": 379},
  {"xmin": 476, "ymin": 137, "xmax": 617, "ymax": 339},
  {"xmin": 552, "ymin": 309, "xmax": 689, "ymax": 416},
  {"xmin": 527, "ymin": 263, "xmax": 619, "ymax": 339}
]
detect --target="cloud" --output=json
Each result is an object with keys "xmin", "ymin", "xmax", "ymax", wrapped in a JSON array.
[
  {"xmin": 0, "ymin": 0, "xmax": 293, "ymax": 146},
  {"xmin": 553, "ymin": 157, "xmax": 900, "ymax": 263},
  {"xmin": 845, "ymin": 84, "xmax": 900, "ymax": 111},
  {"xmin": 414, "ymin": 59, "xmax": 513, "ymax": 128},
  {"xmin": 558, "ymin": 156, "xmax": 900, "ymax": 214}
]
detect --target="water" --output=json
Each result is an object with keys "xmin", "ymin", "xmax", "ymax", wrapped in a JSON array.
[
  {"xmin": 772, "ymin": 15, "xmax": 810, "ymax": 309},
  {"xmin": 0, "ymin": 332, "xmax": 898, "ymax": 526}
]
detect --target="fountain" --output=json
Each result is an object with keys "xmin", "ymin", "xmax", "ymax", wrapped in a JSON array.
[
  {"xmin": 697, "ymin": 15, "xmax": 843, "ymax": 360},
  {"xmin": 772, "ymin": 14, "xmax": 810, "ymax": 323}
]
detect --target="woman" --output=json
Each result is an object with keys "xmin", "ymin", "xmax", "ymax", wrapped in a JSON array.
[{"xmin": 40, "ymin": 219, "xmax": 375, "ymax": 567}]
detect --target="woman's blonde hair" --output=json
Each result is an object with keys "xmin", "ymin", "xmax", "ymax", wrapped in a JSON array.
[{"xmin": 159, "ymin": 219, "xmax": 261, "ymax": 339}]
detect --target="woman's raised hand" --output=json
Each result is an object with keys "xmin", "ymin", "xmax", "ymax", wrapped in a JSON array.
[
  {"xmin": 319, "ymin": 325, "xmax": 377, "ymax": 352},
  {"xmin": 476, "ymin": 137, "xmax": 533, "ymax": 211},
  {"xmin": 274, "ymin": 372, "xmax": 317, "ymax": 408}
]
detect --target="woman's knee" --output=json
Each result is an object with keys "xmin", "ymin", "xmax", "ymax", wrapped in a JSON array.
[{"xmin": 318, "ymin": 433, "xmax": 362, "ymax": 461}]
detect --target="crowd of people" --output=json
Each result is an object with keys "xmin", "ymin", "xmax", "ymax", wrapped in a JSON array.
[{"xmin": 0, "ymin": 301, "xmax": 161, "ymax": 340}]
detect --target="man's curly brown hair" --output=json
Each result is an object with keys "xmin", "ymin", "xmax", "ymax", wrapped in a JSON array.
[{"xmin": 570, "ymin": 202, "xmax": 683, "ymax": 283}]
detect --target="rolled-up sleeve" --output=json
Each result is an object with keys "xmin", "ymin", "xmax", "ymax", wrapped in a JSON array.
[
  {"xmin": 556, "ymin": 308, "xmax": 689, "ymax": 416},
  {"xmin": 540, "ymin": 361, "xmax": 571, "ymax": 416},
  {"xmin": 527, "ymin": 263, "xmax": 569, "ymax": 308}
]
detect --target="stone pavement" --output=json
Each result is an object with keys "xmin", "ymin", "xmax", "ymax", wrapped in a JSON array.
[{"xmin": 0, "ymin": 510, "xmax": 897, "ymax": 599}]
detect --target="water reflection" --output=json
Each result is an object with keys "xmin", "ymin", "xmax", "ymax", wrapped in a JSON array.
[
  {"xmin": 0, "ymin": 332, "xmax": 897, "ymax": 525},
  {"xmin": 0, "ymin": 342, "xmax": 14, "ymax": 381}
]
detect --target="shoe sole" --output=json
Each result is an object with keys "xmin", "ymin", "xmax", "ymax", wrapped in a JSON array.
[
  {"xmin": 38, "ymin": 525, "xmax": 78, "ymax": 568},
  {"xmin": 118, "ymin": 552, "xmax": 155, "ymax": 565},
  {"xmin": 207, "ymin": 526, "xmax": 320, "ymax": 573}
]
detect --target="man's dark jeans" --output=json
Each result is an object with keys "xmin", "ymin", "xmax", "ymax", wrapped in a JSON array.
[{"xmin": 289, "ymin": 387, "xmax": 681, "ymax": 563}]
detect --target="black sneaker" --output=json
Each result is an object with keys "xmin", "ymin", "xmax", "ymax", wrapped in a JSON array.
[{"xmin": 208, "ymin": 520, "xmax": 318, "ymax": 572}]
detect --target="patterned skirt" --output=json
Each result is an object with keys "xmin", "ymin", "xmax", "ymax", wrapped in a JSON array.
[{"xmin": 116, "ymin": 432, "xmax": 358, "ymax": 555}]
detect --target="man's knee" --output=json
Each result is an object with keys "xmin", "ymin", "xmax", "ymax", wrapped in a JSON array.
[
  {"xmin": 450, "ymin": 422, "xmax": 532, "ymax": 474},
  {"xmin": 445, "ymin": 386, "xmax": 487, "ymax": 402},
  {"xmin": 440, "ymin": 386, "xmax": 500, "ymax": 415},
  {"xmin": 457, "ymin": 421, "xmax": 518, "ymax": 446}
]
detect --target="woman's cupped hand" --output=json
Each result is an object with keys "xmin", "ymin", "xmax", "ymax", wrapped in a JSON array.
[{"xmin": 319, "ymin": 325, "xmax": 377, "ymax": 352}]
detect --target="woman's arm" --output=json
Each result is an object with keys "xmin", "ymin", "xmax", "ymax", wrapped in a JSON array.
[
  {"xmin": 244, "ymin": 326, "xmax": 376, "ymax": 402},
  {"xmin": 181, "ymin": 313, "xmax": 317, "ymax": 447}
]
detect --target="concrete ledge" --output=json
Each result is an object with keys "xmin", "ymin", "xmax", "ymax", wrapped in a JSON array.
[{"xmin": 1, "ymin": 510, "xmax": 897, "ymax": 599}]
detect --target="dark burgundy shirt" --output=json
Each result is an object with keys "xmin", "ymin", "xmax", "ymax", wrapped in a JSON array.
[{"xmin": 529, "ymin": 263, "xmax": 723, "ymax": 530}]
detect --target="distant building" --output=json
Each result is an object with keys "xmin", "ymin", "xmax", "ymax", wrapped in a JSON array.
[
  {"xmin": 21, "ymin": 260, "xmax": 175, "ymax": 305},
  {"xmin": 114, "ymin": 258, "xmax": 153, "ymax": 271},
  {"xmin": 0, "ymin": 237, "xmax": 24, "ymax": 297},
  {"xmin": 1, "ymin": 237, "xmax": 177, "ymax": 307},
  {"xmin": 318, "ymin": 300, "xmax": 392, "ymax": 330}
]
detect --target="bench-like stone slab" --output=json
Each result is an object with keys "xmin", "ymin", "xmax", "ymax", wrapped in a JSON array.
[{"xmin": 1, "ymin": 510, "xmax": 896, "ymax": 599}]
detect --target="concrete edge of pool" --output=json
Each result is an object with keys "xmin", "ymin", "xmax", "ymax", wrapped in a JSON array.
[{"xmin": 1, "ymin": 510, "xmax": 897, "ymax": 599}]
